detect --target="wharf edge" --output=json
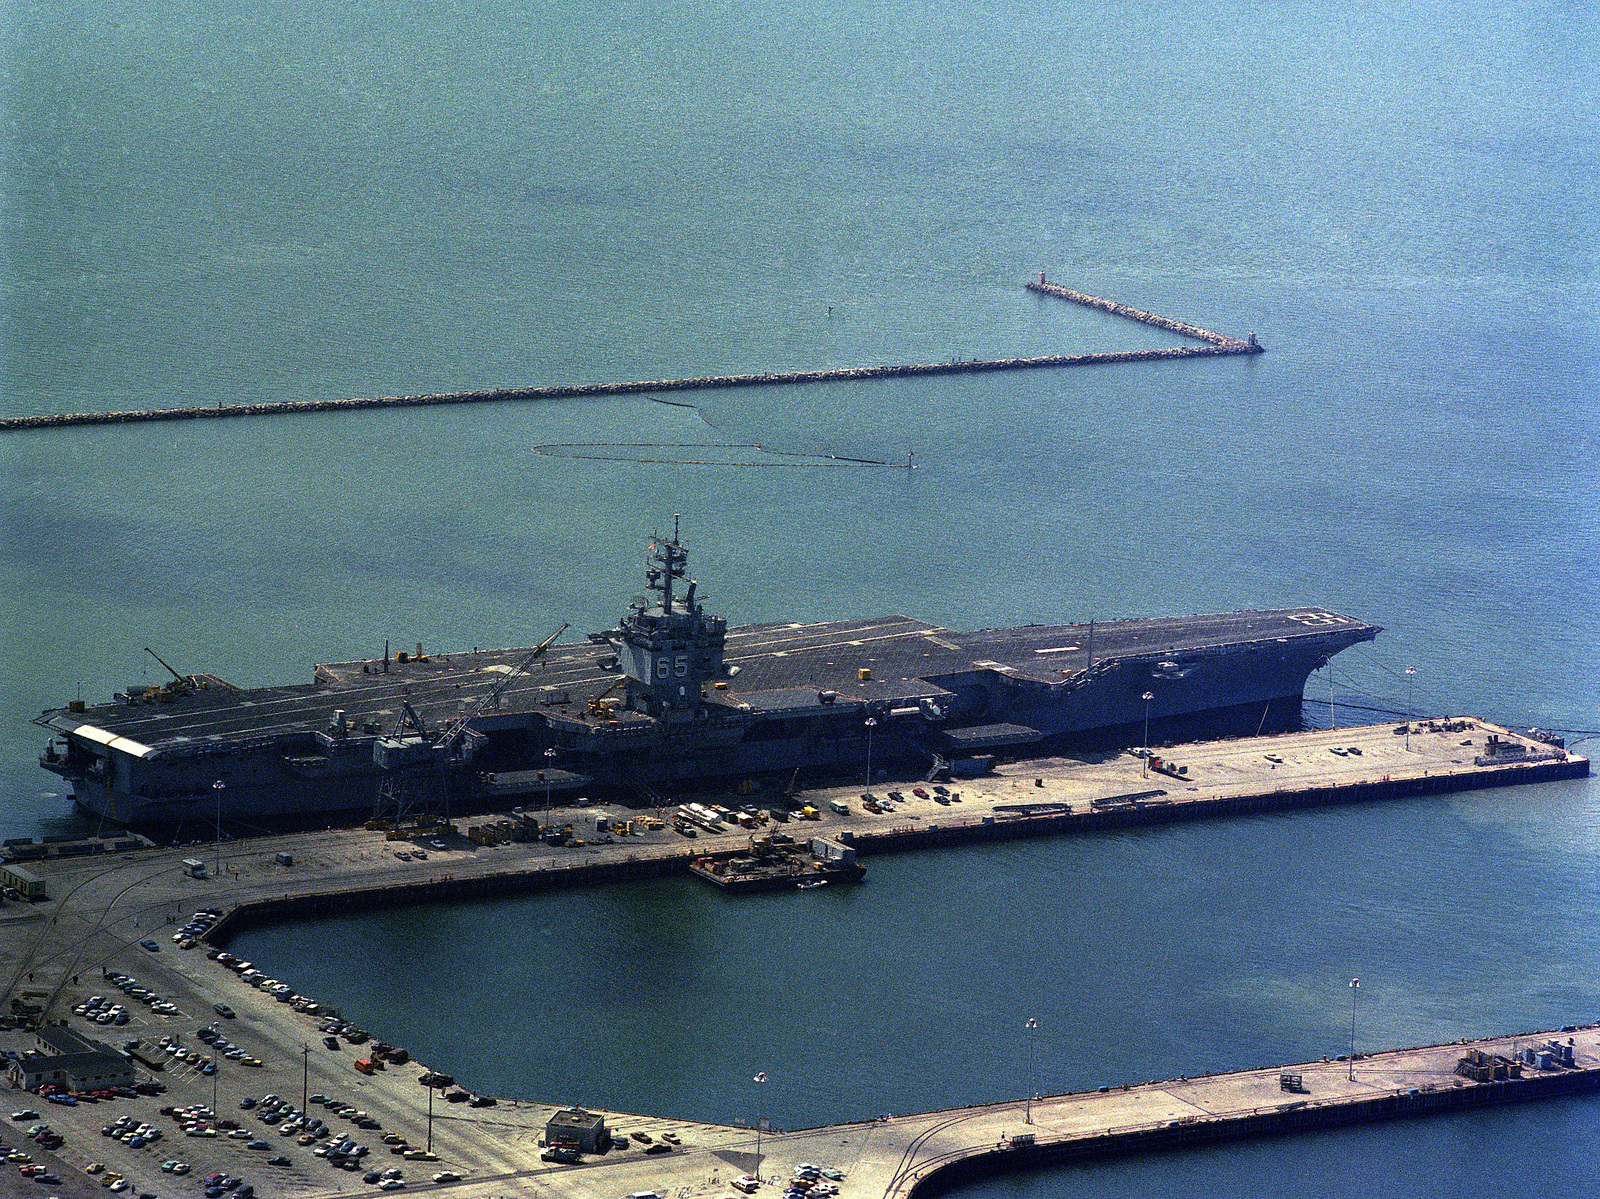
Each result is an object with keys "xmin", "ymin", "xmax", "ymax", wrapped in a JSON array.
[
  {"xmin": 0, "ymin": 721, "xmax": 1591, "ymax": 1196},
  {"xmin": 880, "ymin": 1027, "xmax": 1600, "ymax": 1199},
  {"xmin": 0, "ymin": 279, "xmax": 1261, "ymax": 431},
  {"xmin": 206, "ymin": 742, "xmax": 1586, "ymax": 935}
]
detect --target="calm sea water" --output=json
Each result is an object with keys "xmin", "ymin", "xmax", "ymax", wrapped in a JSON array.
[{"xmin": 3, "ymin": 1, "xmax": 1596, "ymax": 1193}]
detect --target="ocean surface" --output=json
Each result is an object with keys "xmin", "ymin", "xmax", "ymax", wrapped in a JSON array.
[{"xmin": 2, "ymin": 1, "xmax": 1596, "ymax": 1194}]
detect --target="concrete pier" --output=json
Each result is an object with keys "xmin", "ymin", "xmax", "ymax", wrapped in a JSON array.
[
  {"xmin": 0, "ymin": 719, "xmax": 1587, "ymax": 1197},
  {"xmin": 2, "ymin": 719, "xmax": 1587, "ymax": 962},
  {"xmin": 839, "ymin": 1024, "xmax": 1600, "ymax": 1198},
  {"xmin": 0, "ymin": 281, "xmax": 1261, "ymax": 432}
]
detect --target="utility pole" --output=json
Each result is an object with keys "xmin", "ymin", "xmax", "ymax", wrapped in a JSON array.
[
  {"xmin": 1405, "ymin": 666, "xmax": 1416, "ymax": 750},
  {"xmin": 213, "ymin": 780, "xmax": 225, "ymax": 878},
  {"xmin": 1348, "ymin": 977, "xmax": 1361, "ymax": 1081},
  {"xmin": 1141, "ymin": 693, "xmax": 1154, "ymax": 775},
  {"xmin": 544, "ymin": 748, "xmax": 557, "ymax": 831},
  {"xmin": 753, "ymin": 1071, "xmax": 767, "ymax": 1173},
  {"xmin": 1024, "ymin": 1018, "xmax": 1038, "ymax": 1124}
]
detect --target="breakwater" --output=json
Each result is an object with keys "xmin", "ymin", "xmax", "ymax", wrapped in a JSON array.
[
  {"xmin": 1025, "ymin": 275, "xmax": 1263, "ymax": 351},
  {"xmin": 0, "ymin": 279, "xmax": 1262, "ymax": 431}
]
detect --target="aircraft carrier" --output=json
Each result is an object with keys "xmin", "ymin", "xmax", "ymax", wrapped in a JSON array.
[{"xmin": 35, "ymin": 527, "xmax": 1380, "ymax": 827}]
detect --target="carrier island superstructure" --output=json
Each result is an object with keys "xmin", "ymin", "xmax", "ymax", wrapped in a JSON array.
[{"xmin": 36, "ymin": 529, "xmax": 1380, "ymax": 826}]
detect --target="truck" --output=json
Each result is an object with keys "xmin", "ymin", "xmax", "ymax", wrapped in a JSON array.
[{"xmin": 181, "ymin": 858, "xmax": 207, "ymax": 879}]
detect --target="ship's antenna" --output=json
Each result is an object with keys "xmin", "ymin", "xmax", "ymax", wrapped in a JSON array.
[
  {"xmin": 664, "ymin": 521, "xmax": 674, "ymax": 614},
  {"xmin": 646, "ymin": 516, "xmax": 690, "ymax": 615}
]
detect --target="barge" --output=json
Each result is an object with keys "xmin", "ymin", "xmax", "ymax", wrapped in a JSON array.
[
  {"xmin": 688, "ymin": 837, "xmax": 866, "ymax": 892},
  {"xmin": 35, "ymin": 524, "xmax": 1379, "ymax": 827}
]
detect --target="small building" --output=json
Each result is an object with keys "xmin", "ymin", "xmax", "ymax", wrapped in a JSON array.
[
  {"xmin": 545, "ymin": 1107, "xmax": 609, "ymax": 1153},
  {"xmin": 7, "ymin": 1025, "xmax": 135, "ymax": 1092},
  {"xmin": 36, "ymin": 1025, "xmax": 97, "ymax": 1056},
  {"xmin": 0, "ymin": 862, "xmax": 46, "ymax": 899},
  {"xmin": 810, "ymin": 836, "xmax": 856, "ymax": 866}
]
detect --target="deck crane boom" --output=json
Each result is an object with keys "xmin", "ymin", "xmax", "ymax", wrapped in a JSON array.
[
  {"xmin": 371, "ymin": 623, "xmax": 569, "ymax": 825},
  {"xmin": 434, "ymin": 622, "xmax": 569, "ymax": 753},
  {"xmin": 144, "ymin": 646, "xmax": 186, "ymax": 683},
  {"xmin": 143, "ymin": 646, "xmax": 196, "ymax": 697},
  {"xmin": 587, "ymin": 673, "xmax": 629, "ymax": 718}
]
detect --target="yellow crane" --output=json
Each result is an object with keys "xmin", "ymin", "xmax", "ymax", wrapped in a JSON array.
[{"xmin": 587, "ymin": 673, "xmax": 629, "ymax": 718}]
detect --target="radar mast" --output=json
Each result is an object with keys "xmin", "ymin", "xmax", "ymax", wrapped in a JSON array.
[{"xmin": 617, "ymin": 516, "xmax": 727, "ymax": 719}]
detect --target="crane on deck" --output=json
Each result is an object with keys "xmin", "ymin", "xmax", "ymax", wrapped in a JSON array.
[{"xmin": 371, "ymin": 623, "xmax": 569, "ymax": 827}]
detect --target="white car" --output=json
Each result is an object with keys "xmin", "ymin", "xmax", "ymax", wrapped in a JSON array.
[{"xmin": 380, "ymin": 1181, "xmax": 406, "ymax": 1191}]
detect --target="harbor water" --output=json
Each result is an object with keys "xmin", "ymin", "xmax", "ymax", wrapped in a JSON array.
[{"xmin": 2, "ymin": 1, "xmax": 1596, "ymax": 1193}]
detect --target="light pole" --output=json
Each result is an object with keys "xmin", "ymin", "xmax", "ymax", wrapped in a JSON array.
[
  {"xmin": 1140, "ymin": 693, "xmax": 1154, "ymax": 776},
  {"xmin": 543, "ymin": 748, "xmax": 557, "ymax": 831},
  {"xmin": 1023, "ymin": 1018, "xmax": 1038, "ymax": 1124},
  {"xmin": 302, "ymin": 1042, "xmax": 310, "ymax": 1115},
  {"xmin": 752, "ymin": 1071, "xmax": 767, "ymax": 1173},
  {"xmin": 212, "ymin": 779, "xmax": 225, "ymax": 878},
  {"xmin": 211, "ymin": 1047, "xmax": 219, "ymax": 1114},
  {"xmin": 1405, "ymin": 666, "xmax": 1415, "ymax": 750},
  {"xmin": 1348, "ymin": 977, "xmax": 1361, "ymax": 1081},
  {"xmin": 427, "ymin": 1076, "xmax": 434, "ymax": 1152},
  {"xmin": 864, "ymin": 717, "xmax": 877, "ymax": 786}
]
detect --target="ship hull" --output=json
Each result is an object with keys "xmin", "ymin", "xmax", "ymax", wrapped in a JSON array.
[
  {"xmin": 35, "ymin": 554, "xmax": 1379, "ymax": 830},
  {"xmin": 53, "ymin": 686, "xmax": 1331, "ymax": 829}
]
